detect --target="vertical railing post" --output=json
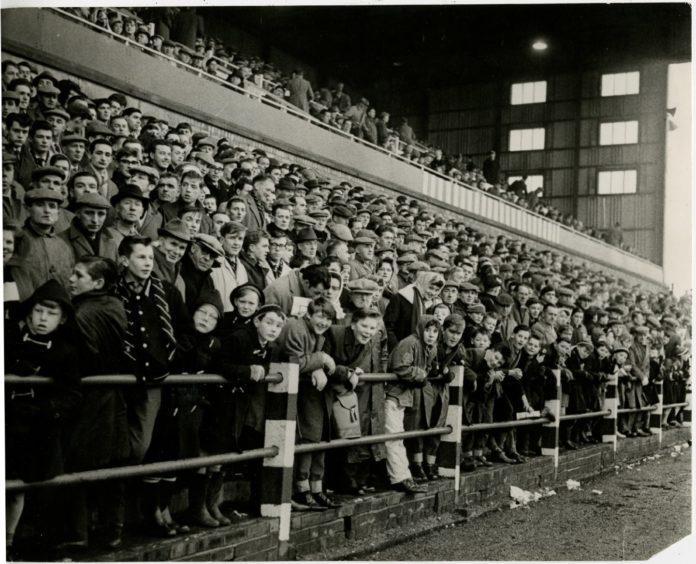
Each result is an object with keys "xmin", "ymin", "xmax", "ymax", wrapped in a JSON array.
[
  {"xmin": 438, "ymin": 366, "xmax": 463, "ymax": 502},
  {"xmin": 541, "ymin": 368, "xmax": 561, "ymax": 477},
  {"xmin": 683, "ymin": 388, "xmax": 692, "ymax": 428},
  {"xmin": 260, "ymin": 362, "xmax": 299, "ymax": 560},
  {"xmin": 601, "ymin": 373, "xmax": 618, "ymax": 452},
  {"xmin": 649, "ymin": 379, "xmax": 663, "ymax": 444}
]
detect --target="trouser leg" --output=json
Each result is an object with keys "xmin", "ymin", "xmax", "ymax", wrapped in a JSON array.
[{"xmin": 384, "ymin": 399, "xmax": 411, "ymax": 484}]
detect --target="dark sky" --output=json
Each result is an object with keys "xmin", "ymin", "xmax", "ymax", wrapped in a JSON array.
[{"xmin": 208, "ymin": 3, "xmax": 691, "ymax": 89}]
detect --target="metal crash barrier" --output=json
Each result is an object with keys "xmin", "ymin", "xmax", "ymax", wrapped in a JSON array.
[{"xmin": 4, "ymin": 366, "xmax": 689, "ymax": 558}]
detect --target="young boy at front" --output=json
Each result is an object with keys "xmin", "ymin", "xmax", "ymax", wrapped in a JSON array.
[
  {"xmin": 385, "ymin": 315, "xmax": 440, "ymax": 493},
  {"xmin": 279, "ymin": 297, "xmax": 343, "ymax": 510}
]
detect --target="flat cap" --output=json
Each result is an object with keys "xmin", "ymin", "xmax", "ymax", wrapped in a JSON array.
[
  {"xmin": 459, "ymin": 282, "xmax": 480, "ymax": 293},
  {"xmin": 24, "ymin": 187, "xmax": 64, "ymax": 204},
  {"xmin": 467, "ymin": 303, "xmax": 486, "ymax": 314},
  {"xmin": 347, "ymin": 279, "xmax": 380, "ymax": 295},
  {"xmin": 328, "ymin": 223, "xmax": 353, "ymax": 242},
  {"xmin": 495, "ymin": 293, "xmax": 514, "ymax": 306},
  {"xmin": 31, "ymin": 166, "xmax": 66, "ymax": 183},
  {"xmin": 193, "ymin": 233, "xmax": 224, "ymax": 258},
  {"xmin": 74, "ymin": 193, "xmax": 111, "ymax": 210},
  {"xmin": 158, "ymin": 218, "xmax": 192, "ymax": 242},
  {"xmin": 407, "ymin": 261, "xmax": 429, "ymax": 272}
]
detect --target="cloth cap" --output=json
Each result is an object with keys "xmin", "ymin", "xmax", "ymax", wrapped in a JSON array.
[
  {"xmin": 467, "ymin": 303, "xmax": 486, "ymax": 314},
  {"xmin": 496, "ymin": 293, "xmax": 514, "ymax": 306},
  {"xmin": 347, "ymin": 279, "xmax": 380, "ymax": 295},
  {"xmin": 296, "ymin": 227, "xmax": 319, "ymax": 242},
  {"xmin": 193, "ymin": 233, "xmax": 224, "ymax": 258},
  {"xmin": 158, "ymin": 218, "xmax": 192, "ymax": 242},
  {"xmin": 407, "ymin": 261, "xmax": 429, "ymax": 272},
  {"xmin": 328, "ymin": 224, "xmax": 353, "ymax": 242},
  {"xmin": 74, "ymin": 193, "xmax": 111, "ymax": 210},
  {"xmin": 31, "ymin": 166, "xmax": 67, "ymax": 183},
  {"xmin": 24, "ymin": 187, "xmax": 64, "ymax": 204}
]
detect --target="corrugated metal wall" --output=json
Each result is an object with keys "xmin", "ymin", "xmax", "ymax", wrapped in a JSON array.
[{"xmin": 424, "ymin": 62, "xmax": 668, "ymax": 264}]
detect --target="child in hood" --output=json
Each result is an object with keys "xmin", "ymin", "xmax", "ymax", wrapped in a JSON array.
[{"xmin": 385, "ymin": 315, "xmax": 440, "ymax": 493}]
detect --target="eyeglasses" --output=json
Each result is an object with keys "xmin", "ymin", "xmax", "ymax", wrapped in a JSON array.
[{"xmin": 121, "ymin": 159, "xmax": 138, "ymax": 165}]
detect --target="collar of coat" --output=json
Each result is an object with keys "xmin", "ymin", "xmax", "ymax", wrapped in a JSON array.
[{"xmin": 398, "ymin": 283, "xmax": 417, "ymax": 304}]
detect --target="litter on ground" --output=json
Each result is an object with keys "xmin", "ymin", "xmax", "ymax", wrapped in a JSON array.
[
  {"xmin": 592, "ymin": 490, "xmax": 603, "ymax": 495},
  {"xmin": 566, "ymin": 479, "xmax": 581, "ymax": 491}
]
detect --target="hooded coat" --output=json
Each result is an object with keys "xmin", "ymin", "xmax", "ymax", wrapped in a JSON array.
[{"xmin": 386, "ymin": 316, "xmax": 439, "ymax": 409}]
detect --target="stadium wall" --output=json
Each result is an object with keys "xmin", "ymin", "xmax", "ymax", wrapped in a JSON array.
[{"xmin": 1, "ymin": 8, "xmax": 666, "ymax": 290}]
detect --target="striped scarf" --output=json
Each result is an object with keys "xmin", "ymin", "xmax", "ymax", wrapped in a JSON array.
[{"xmin": 114, "ymin": 274, "xmax": 177, "ymax": 374}]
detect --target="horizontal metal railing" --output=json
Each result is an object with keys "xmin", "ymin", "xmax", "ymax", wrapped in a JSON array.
[
  {"xmin": 5, "ymin": 373, "xmax": 282, "ymax": 386},
  {"xmin": 5, "ymin": 447, "xmax": 277, "ymax": 494},
  {"xmin": 662, "ymin": 402, "xmax": 689, "ymax": 409},
  {"xmin": 294, "ymin": 427, "xmax": 452, "ymax": 455},
  {"xmin": 461, "ymin": 417, "xmax": 551, "ymax": 432},
  {"xmin": 560, "ymin": 410, "xmax": 612, "ymax": 421}
]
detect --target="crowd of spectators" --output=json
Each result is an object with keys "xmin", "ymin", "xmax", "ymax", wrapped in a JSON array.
[
  {"xmin": 1, "ymin": 16, "xmax": 689, "ymax": 561},
  {"xmin": 45, "ymin": 6, "xmax": 637, "ymax": 252}
]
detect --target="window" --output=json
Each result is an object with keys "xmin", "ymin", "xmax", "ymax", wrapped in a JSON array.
[
  {"xmin": 509, "ymin": 128, "xmax": 545, "ymax": 151},
  {"xmin": 511, "ymin": 81, "xmax": 547, "ymax": 105},
  {"xmin": 599, "ymin": 121, "xmax": 639, "ymax": 145},
  {"xmin": 507, "ymin": 175, "xmax": 544, "ymax": 191},
  {"xmin": 601, "ymin": 71, "xmax": 640, "ymax": 96},
  {"xmin": 597, "ymin": 170, "xmax": 637, "ymax": 195}
]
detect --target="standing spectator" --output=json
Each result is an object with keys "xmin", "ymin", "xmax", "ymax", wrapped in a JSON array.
[
  {"xmin": 607, "ymin": 222, "xmax": 624, "ymax": 247},
  {"xmin": 376, "ymin": 112, "xmax": 391, "ymax": 147},
  {"xmin": 332, "ymin": 82, "xmax": 351, "ymax": 113},
  {"xmin": 287, "ymin": 69, "xmax": 314, "ymax": 112},
  {"xmin": 482, "ymin": 150, "xmax": 500, "ymax": 185}
]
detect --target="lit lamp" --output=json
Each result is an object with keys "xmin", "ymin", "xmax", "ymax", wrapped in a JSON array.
[{"xmin": 532, "ymin": 39, "xmax": 548, "ymax": 51}]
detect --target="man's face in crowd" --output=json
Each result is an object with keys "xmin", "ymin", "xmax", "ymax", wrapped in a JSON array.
[
  {"xmin": 516, "ymin": 285, "xmax": 532, "ymax": 305},
  {"xmin": 29, "ymin": 300, "xmax": 65, "ymax": 336},
  {"xmin": 249, "ymin": 237, "xmax": 270, "ymax": 262},
  {"xmin": 157, "ymin": 177, "xmax": 179, "ymax": 202},
  {"xmin": 7, "ymin": 120, "xmax": 29, "ymax": 148},
  {"xmin": 269, "ymin": 167, "xmax": 282, "ymax": 184},
  {"xmin": 273, "ymin": 207, "xmax": 292, "ymax": 230},
  {"xmin": 441, "ymin": 286, "xmax": 458, "ymax": 305},
  {"xmin": 529, "ymin": 302, "xmax": 543, "ymax": 319},
  {"xmin": 96, "ymin": 103, "xmax": 112, "ymax": 122},
  {"xmin": 3, "ymin": 162, "xmax": 15, "ymax": 188},
  {"xmin": 160, "ymin": 235, "xmax": 188, "ymax": 263},
  {"xmin": 70, "ymin": 174, "xmax": 98, "ymax": 199},
  {"xmin": 2, "ymin": 63, "xmax": 19, "ymax": 87},
  {"xmin": 544, "ymin": 306, "xmax": 559, "ymax": 325},
  {"xmin": 111, "ymin": 117, "xmax": 129, "ymax": 136},
  {"xmin": 525, "ymin": 337, "xmax": 542, "ymax": 357},
  {"xmin": 512, "ymin": 329, "xmax": 530, "ymax": 350},
  {"xmin": 292, "ymin": 197, "xmax": 307, "ymax": 216},
  {"xmin": 124, "ymin": 243, "xmax": 154, "ymax": 280},
  {"xmin": 298, "ymin": 240, "xmax": 318, "ymax": 259},
  {"xmin": 151, "ymin": 144, "xmax": 172, "ymax": 170},
  {"xmin": 557, "ymin": 308, "xmax": 571, "ymax": 327},
  {"xmin": 130, "ymin": 172, "xmax": 152, "ymax": 195},
  {"xmin": 222, "ymin": 231, "xmax": 245, "ymax": 257},
  {"xmin": 269, "ymin": 236, "xmax": 287, "ymax": 262},
  {"xmin": 116, "ymin": 197, "xmax": 144, "ymax": 223},
  {"xmin": 212, "ymin": 212, "xmax": 229, "ymax": 236},
  {"xmin": 14, "ymin": 84, "xmax": 31, "ymax": 110},
  {"xmin": 308, "ymin": 311, "xmax": 333, "ymax": 336},
  {"xmin": 171, "ymin": 144, "xmax": 186, "ymax": 167},
  {"xmin": 180, "ymin": 177, "xmax": 202, "ymax": 204},
  {"xmin": 255, "ymin": 178, "xmax": 276, "ymax": 207},
  {"xmin": 379, "ymin": 230, "xmax": 395, "ymax": 248},
  {"xmin": 31, "ymin": 128, "xmax": 53, "ymax": 154},
  {"xmin": 460, "ymin": 289, "xmax": 478, "ymax": 305},
  {"xmin": 28, "ymin": 199, "xmax": 59, "ymax": 227},
  {"xmin": 556, "ymin": 340, "xmax": 572, "ymax": 359},
  {"xmin": 482, "ymin": 316, "xmax": 497, "ymax": 335},
  {"xmin": 125, "ymin": 111, "xmax": 142, "ymax": 132},
  {"xmin": 75, "ymin": 206, "xmax": 107, "ymax": 234},
  {"xmin": 355, "ymin": 242, "xmax": 374, "ymax": 262},
  {"xmin": 47, "ymin": 115, "xmax": 67, "ymax": 138},
  {"xmin": 227, "ymin": 201, "xmax": 246, "ymax": 223},
  {"xmin": 181, "ymin": 211, "xmax": 202, "ymax": 234},
  {"xmin": 90, "ymin": 143, "xmax": 113, "ymax": 170},
  {"xmin": 2, "ymin": 98, "xmax": 19, "ymax": 118},
  {"xmin": 189, "ymin": 242, "xmax": 216, "ymax": 272}
]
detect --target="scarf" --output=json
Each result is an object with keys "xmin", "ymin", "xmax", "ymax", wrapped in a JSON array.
[{"xmin": 114, "ymin": 274, "xmax": 177, "ymax": 375}]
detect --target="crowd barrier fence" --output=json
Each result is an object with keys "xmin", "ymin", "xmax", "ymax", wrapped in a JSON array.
[{"xmin": 5, "ymin": 366, "xmax": 690, "ymax": 558}]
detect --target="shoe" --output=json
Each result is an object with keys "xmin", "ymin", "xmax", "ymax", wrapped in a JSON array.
[
  {"xmin": 188, "ymin": 475, "xmax": 220, "ymax": 528},
  {"xmin": 361, "ymin": 485, "xmax": 377, "ymax": 493},
  {"xmin": 642, "ymin": 428, "xmax": 654, "ymax": 435},
  {"xmin": 635, "ymin": 429, "xmax": 650, "ymax": 437},
  {"xmin": 394, "ymin": 478, "xmax": 427, "ymax": 494},
  {"xmin": 410, "ymin": 463, "xmax": 428, "ymax": 482},
  {"xmin": 423, "ymin": 463, "xmax": 441, "ymax": 480},
  {"xmin": 509, "ymin": 452, "xmax": 526, "ymax": 463},
  {"xmin": 616, "ymin": 431, "xmax": 626, "ymax": 439},
  {"xmin": 668, "ymin": 420, "xmax": 679, "ymax": 427},
  {"xmin": 145, "ymin": 520, "xmax": 178, "ymax": 538},
  {"xmin": 293, "ymin": 491, "xmax": 326, "ymax": 511},
  {"xmin": 474, "ymin": 455, "xmax": 493, "ymax": 467},
  {"xmin": 207, "ymin": 472, "xmax": 232, "ymax": 526},
  {"xmin": 564, "ymin": 440, "xmax": 578, "ymax": 450},
  {"xmin": 313, "ymin": 491, "xmax": 342, "ymax": 509},
  {"xmin": 492, "ymin": 451, "xmax": 516, "ymax": 464},
  {"xmin": 291, "ymin": 498, "xmax": 310, "ymax": 512},
  {"xmin": 461, "ymin": 458, "xmax": 477, "ymax": 472}
]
